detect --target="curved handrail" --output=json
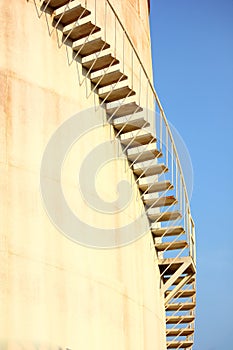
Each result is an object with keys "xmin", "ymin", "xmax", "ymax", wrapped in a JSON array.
[
  {"xmin": 106, "ymin": 0, "xmax": 191, "ymax": 216},
  {"xmin": 105, "ymin": 0, "xmax": 196, "ymax": 266},
  {"xmin": 106, "ymin": 0, "xmax": 195, "ymax": 232}
]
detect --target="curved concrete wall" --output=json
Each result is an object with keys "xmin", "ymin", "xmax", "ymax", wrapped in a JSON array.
[{"xmin": 0, "ymin": 1, "xmax": 166, "ymax": 349}]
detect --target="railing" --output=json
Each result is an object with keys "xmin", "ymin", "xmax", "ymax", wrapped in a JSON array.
[{"xmin": 103, "ymin": 0, "xmax": 196, "ymax": 264}]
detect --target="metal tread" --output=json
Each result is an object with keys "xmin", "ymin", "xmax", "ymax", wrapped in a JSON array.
[
  {"xmin": 54, "ymin": 1, "xmax": 90, "ymax": 25},
  {"xmin": 159, "ymin": 257, "xmax": 196, "ymax": 276},
  {"xmin": 147, "ymin": 210, "xmax": 182, "ymax": 222},
  {"xmin": 151, "ymin": 225, "xmax": 184, "ymax": 237},
  {"xmin": 166, "ymin": 328, "xmax": 194, "ymax": 337},
  {"xmin": 72, "ymin": 32, "xmax": 110, "ymax": 56},
  {"xmin": 127, "ymin": 143, "xmax": 162, "ymax": 162},
  {"xmin": 138, "ymin": 177, "xmax": 173, "ymax": 193},
  {"xmin": 112, "ymin": 112, "xmax": 150, "ymax": 132},
  {"xmin": 143, "ymin": 194, "xmax": 177, "ymax": 208},
  {"xmin": 120, "ymin": 128, "xmax": 156, "ymax": 147},
  {"xmin": 82, "ymin": 48, "xmax": 119, "ymax": 72},
  {"xmin": 42, "ymin": 0, "xmax": 72, "ymax": 10},
  {"xmin": 63, "ymin": 14, "xmax": 101, "ymax": 41},
  {"xmin": 166, "ymin": 315, "xmax": 195, "ymax": 324},
  {"xmin": 166, "ymin": 302, "xmax": 196, "ymax": 311},
  {"xmin": 98, "ymin": 80, "xmax": 135, "ymax": 102},
  {"xmin": 155, "ymin": 240, "xmax": 188, "ymax": 252},
  {"xmin": 166, "ymin": 340, "xmax": 193, "ymax": 349},
  {"xmin": 90, "ymin": 64, "xmax": 127, "ymax": 87},
  {"xmin": 164, "ymin": 276, "xmax": 195, "ymax": 286},
  {"xmin": 106, "ymin": 96, "xmax": 143, "ymax": 118},
  {"xmin": 165, "ymin": 289, "xmax": 196, "ymax": 298},
  {"xmin": 133, "ymin": 160, "xmax": 168, "ymax": 176}
]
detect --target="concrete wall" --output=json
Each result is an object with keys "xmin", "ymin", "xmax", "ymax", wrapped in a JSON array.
[{"xmin": 0, "ymin": 1, "xmax": 166, "ymax": 349}]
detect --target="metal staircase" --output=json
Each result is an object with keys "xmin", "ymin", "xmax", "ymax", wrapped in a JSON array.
[{"xmin": 35, "ymin": 1, "xmax": 197, "ymax": 349}]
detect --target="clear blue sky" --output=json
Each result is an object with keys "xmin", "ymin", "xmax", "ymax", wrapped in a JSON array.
[{"xmin": 150, "ymin": 0, "xmax": 233, "ymax": 349}]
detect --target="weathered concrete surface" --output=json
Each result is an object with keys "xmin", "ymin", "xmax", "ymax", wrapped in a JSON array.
[{"xmin": 0, "ymin": 1, "xmax": 166, "ymax": 349}]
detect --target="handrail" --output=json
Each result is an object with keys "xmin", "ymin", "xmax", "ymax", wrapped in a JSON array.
[
  {"xmin": 106, "ymin": 0, "xmax": 191, "ymax": 213},
  {"xmin": 106, "ymin": 0, "xmax": 195, "ymax": 263}
]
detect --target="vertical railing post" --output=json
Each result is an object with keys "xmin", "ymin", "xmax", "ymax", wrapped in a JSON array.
[
  {"xmin": 176, "ymin": 158, "xmax": 178, "ymax": 200},
  {"xmin": 187, "ymin": 209, "xmax": 192, "ymax": 258},
  {"xmin": 171, "ymin": 145, "xmax": 174, "ymax": 186},
  {"xmin": 160, "ymin": 110, "xmax": 163, "ymax": 152},
  {"xmin": 166, "ymin": 127, "xmax": 168, "ymax": 168},
  {"xmin": 154, "ymin": 103, "xmax": 157, "ymax": 138},
  {"xmin": 104, "ymin": 0, "xmax": 107, "ymax": 42},
  {"xmin": 191, "ymin": 217, "xmax": 196, "ymax": 265}
]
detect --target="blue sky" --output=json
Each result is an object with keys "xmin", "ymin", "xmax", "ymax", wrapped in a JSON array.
[{"xmin": 150, "ymin": 0, "xmax": 233, "ymax": 349}]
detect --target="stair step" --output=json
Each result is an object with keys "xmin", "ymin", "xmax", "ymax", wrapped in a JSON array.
[
  {"xmin": 98, "ymin": 80, "xmax": 135, "ymax": 102},
  {"xmin": 133, "ymin": 160, "xmax": 168, "ymax": 176},
  {"xmin": 127, "ymin": 143, "xmax": 162, "ymax": 163},
  {"xmin": 73, "ymin": 32, "xmax": 110, "ymax": 56},
  {"xmin": 147, "ymin": 210, "xmax": 182, "ymax": 222},
  {"xmin": 63, "ymin": 15, "xmax": 101, "ymax": 41},
  {"xmin": 151, "ymin": 225, "xmax": 184, "ymax": 237},
  {"xmin": 159, "ymin": 257, "xmax": 195, "ymax": 276},
  {"xmin": 166, "ymin": 328, "xmax": 194, "ymax": 337},
  {"xmin": 144, "ymin": 194, "xmax": 177, "ymax": 208},
  {"xmin": 82, "ymin": 48, "xmax": 119, "ymax": 72},
  {"xmin": 43, "ymin": 0, "xmax": 71, "ymax": 10},
  {"xmin": 139, "ymin": 177, "xmax": 173, "ymax": 193},
  {"xmin": 164, "ymin": 276, "xmax": 195, "ymax": 286},
  {"xmin": 166, "ymin": 302, "xmax": 196, "ymax": 311},
  {"xmin": 166, "ymin": 315, "xmax": 195, "ymax": 324},
  {"xmin": 167, "ymin": 341, "xmax": 193, "ymax": 349},
  {"xmin": 155, "ymin": 240, "xmax": 188, "ymax": 252},
  {"xmin": 165, "ymin": 289, "xmax": 196, "ymax": 298},
  {"xmin": 54, "ymin": 2, "xmax": 90, "ymax": 25},
  {"xmin": 120, "ymin": 129, "xmax": 156, "ymax": 147},
  {"xmin": 90, "ymin": 64, "xmax": 127, "ymax": 87},
  {"xmin": 106, "ymin": 96, "xmax": 142, "ymax": 118},
  {"xmin": 112, "ymin": 112, "xmax": 149, "ymax": 132}
]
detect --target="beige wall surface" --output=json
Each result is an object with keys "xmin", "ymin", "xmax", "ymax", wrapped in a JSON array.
[{"xmin": 0, "ymin": 1, "xmax": 166, "ymax": 349}]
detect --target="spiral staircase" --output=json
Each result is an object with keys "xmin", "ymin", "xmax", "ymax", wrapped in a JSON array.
[{"xmin": 34, "ymin": 1, "xmax": 197, "ymax": 348}]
